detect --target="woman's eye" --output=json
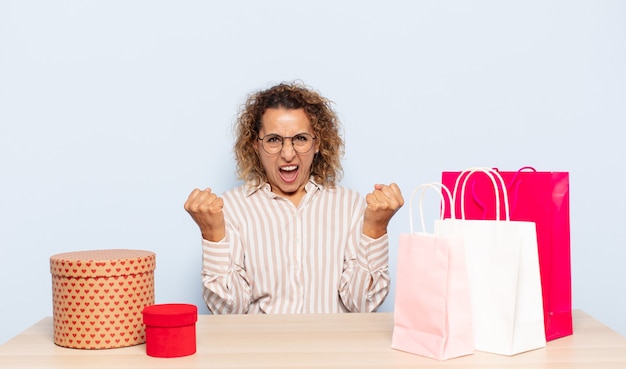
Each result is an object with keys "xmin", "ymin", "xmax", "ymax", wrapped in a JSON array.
[
  {"xmin": 294, "ymin": 135, "xmax": 308, "ymax": 143},
  {"xmin": 266, "ymin": 136, "xmax": 281, "ymax": 144}
]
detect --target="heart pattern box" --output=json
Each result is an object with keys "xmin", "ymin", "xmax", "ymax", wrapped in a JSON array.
[{"xmin": 50, "ymin": 249, "xmax": 156, "ymax": 349}]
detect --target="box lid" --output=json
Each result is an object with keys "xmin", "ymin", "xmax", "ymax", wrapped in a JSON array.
[
  {"xmin": 50, "ymin": 249, "xmax": 155, "ymax": 278},
  {"xmin": 142, "ymin": 303, "xmax": 198, "ymax": 327}
]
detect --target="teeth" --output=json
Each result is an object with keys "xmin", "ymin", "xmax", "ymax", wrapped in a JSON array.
[{"xmin": 281, "ymin": 165, "xmax": 298, "ymax": 171}]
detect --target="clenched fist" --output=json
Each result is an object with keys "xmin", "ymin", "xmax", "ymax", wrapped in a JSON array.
[
  {"xmin": 363, "ymin": 183, "xmax": 404, "ymax": 239},
  {"xmin": 184, "ymin": 188, "xmax": 226, "ymax": 242}
]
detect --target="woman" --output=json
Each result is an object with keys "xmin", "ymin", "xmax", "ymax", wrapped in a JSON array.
[{"xmin": 184, "ymin": 81, "xmax": 403, "ymax": 313}]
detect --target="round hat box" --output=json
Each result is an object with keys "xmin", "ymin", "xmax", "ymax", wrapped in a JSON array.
[
  {"xmin": 142, "ymin": 303, "xmax": 198, "ymax": 358},
  {"xmin": 50, "ymin": 249, "xmax": 156, "ymax": 349}
]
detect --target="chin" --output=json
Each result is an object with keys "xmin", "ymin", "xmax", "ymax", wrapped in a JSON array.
[{"xmin": 279, "ymin": 184, "xmax": 300, "ymax": 194}]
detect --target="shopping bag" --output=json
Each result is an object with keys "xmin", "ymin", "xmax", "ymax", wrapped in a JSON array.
[
  {"xmin": 391, "ymin": 183, "xmax": 474, "ymax": 360},
  {"xmin": 442, "ymin": 167, "xmax": 572, "ymax": 341},
  {"xmin": 434, "ymin": 168, "xmax": 546, "ymax": 355}
]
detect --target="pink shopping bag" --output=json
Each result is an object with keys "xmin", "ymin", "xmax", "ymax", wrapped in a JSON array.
[
  {"xmin": 442, "ymin": 167, "xmax": 572, "ymax": 341},
  {"xmin": 391, "ymin": 183, "xmax": 473, "ymax": 360}
]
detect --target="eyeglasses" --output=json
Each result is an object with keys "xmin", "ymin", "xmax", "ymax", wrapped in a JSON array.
[{"xmin": 258, "ymin": 133, "xmax": 316, "ymax": 155}]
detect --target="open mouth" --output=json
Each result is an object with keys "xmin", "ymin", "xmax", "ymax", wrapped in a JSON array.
[{"xmin": 279, "ymin": 165, "xmax": 299, "ymax": 183}]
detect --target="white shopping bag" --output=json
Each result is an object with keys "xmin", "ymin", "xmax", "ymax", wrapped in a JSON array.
[{"xmin": 434, "ymin": 167, "xmax": 546, "ymax": 355}]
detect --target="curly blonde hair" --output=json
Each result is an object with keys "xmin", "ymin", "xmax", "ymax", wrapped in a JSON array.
[{"xmin": 234, "ymin": 81, "xmax": 344, "ymax": 188}]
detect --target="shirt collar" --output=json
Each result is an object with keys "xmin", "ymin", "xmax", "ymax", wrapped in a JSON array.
[{"xmin": 245, "ymin": 177, "xmax": 322, "ymax": 198}]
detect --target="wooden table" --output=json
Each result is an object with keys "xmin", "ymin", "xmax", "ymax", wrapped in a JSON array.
[{"xmin": 1, "ymin": 310, "xmax": 625, "ymax": 368}]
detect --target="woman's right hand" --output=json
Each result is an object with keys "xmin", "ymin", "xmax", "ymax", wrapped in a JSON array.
[{"xmin": 184, "ymin": 188, "xmax": 226, "ymax": 242}]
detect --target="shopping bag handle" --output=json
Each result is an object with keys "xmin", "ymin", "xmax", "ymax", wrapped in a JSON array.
[
  {"xmin": 469, "ymin": 166, "xmax": 536, "ymax": 218},
  {"xmin": 409, "ymin": 182, "xmax": 454, "ymax": 233},
  {"xmin": 452, "ymin": 167, "xmax": 510, "ymax": 221}
]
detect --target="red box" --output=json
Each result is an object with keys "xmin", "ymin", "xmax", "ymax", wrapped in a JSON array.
[
  {"xmin": 142, "ymin": 303, "xmax": 198, "ymax": 358},
  {"xmin": 50, "ymin": 249, "xmax": 156, "ymax": 349}
]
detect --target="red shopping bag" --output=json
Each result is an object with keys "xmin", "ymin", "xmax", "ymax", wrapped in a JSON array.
[{"xmin": 442, "ymin": 167, "xmax": 572, "ymax": 341}]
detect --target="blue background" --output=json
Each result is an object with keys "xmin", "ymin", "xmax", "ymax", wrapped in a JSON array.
[{"xmin": 1, "ymin": 0, "xmax": 625, "ymax": 344}]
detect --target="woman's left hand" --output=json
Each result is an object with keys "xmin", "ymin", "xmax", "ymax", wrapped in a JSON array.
[{"xmin": 363, "ymin": 183, "xmax": 404, "ymax": 239}]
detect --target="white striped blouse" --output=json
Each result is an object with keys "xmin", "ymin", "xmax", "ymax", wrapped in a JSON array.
[{"xmin": 201, "ymin": 179, "xmax": 390, "ymax": 314}]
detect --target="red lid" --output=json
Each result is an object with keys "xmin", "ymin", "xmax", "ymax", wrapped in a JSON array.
[{"xmin": 142, "ymin": 304, "xmax": 197, "ymax": 327}]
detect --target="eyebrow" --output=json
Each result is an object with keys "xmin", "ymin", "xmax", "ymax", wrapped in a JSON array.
[{"xmin": 263, "ymin": 132, "xmax": 311, "ymax": 137}]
